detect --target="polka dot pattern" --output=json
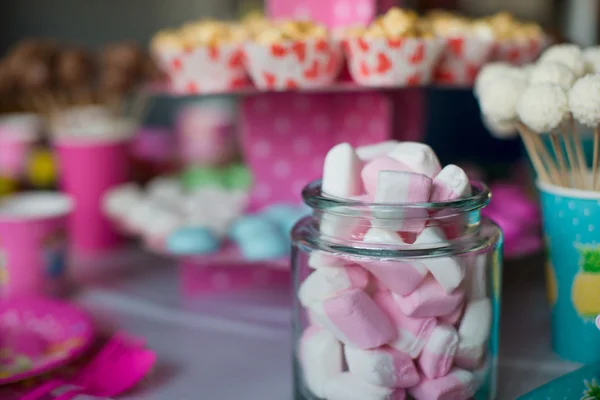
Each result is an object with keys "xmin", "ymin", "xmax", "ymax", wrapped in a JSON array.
[{"xmin": 241, "ymin": 93, "xmax": 392, "ymax": 210}]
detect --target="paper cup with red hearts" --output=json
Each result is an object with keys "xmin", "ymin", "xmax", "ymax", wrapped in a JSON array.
[
  {"xmin": 434, "ymin": 36, "xmax": 495, "ymax": 85},
  {"xmin": 243, "ymin": 38, "xmax": 343, "ymax": 90},
  {"xmin": 491, "ymin": 36, "xmax": 547, "ymax": 66},
  {"xmin": 152, "ymin": 43, "xmax": 248, "ymax": 94},
  {"xmin": 343, "ymin": 36, "xmax": 446, "ymax": 87}
]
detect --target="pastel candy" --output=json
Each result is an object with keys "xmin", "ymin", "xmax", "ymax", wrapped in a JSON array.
[
  {"xmin": 373, "ymin": 291, "xmax": 437, "ymax": 358},
  {"xmin": 299, "ymin": 327, "xmax": 343, "ymax": 398},
  {"xmin": 345, "ymin": 345, "xmax": 419, "ymax": 388},
  {"xmin": 363, "ymin": 227, "xmax": 406, "ymax": 245},
  {"xmin": 430, "ymin": 165, "xmax": 471, "ymax": 202},
  {"xmin": 409, "ymin": 368, "xmax": 476, "ymax": 400},
  {"xmin": 237, "ymin": 234, "xmax": 288, "ymax": 261},
  {"xmin": 322, "ymin": 142, "xmax": 363, "ymax": 199},
  {"xmin": 456, "ymin": 299, "xmax": 492, "ymax": 369},
  {"xmin": 388, "ymin": 142, "xmax": 442, "ymax": 178},
  {"xmin": 323, "ymin": 373, "xmax": 407, "ymax": 400},
  {"xmin": 229, "ymin": 215, "xmax": 279, "ymax": 240},
  {"xmin": 102, "ymin": 183, "xmax": 143, "ymax": 218},
  {"xmin": 418, "ymin": 325, "xmax": 460, "ymax": 379},
  {"xmin": 298, "ymin": 265, "xmax": 371, "ymax": 307},
  {"xmin": 361, "ymin": 156, "xmax": 412, "ymax": 194},
  {"xmin": 373, "ymin": 171, "xmax": 432, "ymax": 235},
  {"xmin": 143, "ymin": 208, "xmax": 182, "ymax": 238},
  {"xmin": 147, "ymin": 176, "xmax": 183, "ymax": 203},
  {"xmin": 392, "ymin": 277, "xmax": 465, "ymax": 318},
  {"xmin": 308, "ymin": 289, "xmax": 395, "ymax": 349},
  {"xmin": 463, "ymin": 255, "xmax": 488, "ymax": 300},
  {"xmin": 167, "ymin": 226, "xmax": 220, "ymax": 254},
  {"xmin": 439, "ymin": 302, "xmax": 464, "ymax": 326},
  {"xmin": 356, "ymin": 140, "xmax": 399, "ymax": 161},
  {"xmin": 414, "ymin": 227, "xmax": 465, "ymax": 292},
  {"xmin": 308, "ymin": 251, "xmax": 344, "ymax": 269}
]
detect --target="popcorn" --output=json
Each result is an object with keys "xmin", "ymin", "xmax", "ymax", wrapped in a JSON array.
[
  {"xmin": 517, "ymin": 84, "xmax": 569, "ymax": 133},
  {"xmin": 344, "ymin": 8, "xmax": 431, "ymax": 39},
  {"xmin": 539, "ymin": 44, "xmax": 586, "ymax": 77},
  {"xmin": 252, "ymin": 20, "xmax": 328, "ymax": 44},
  {"xmin": 426, "ymin": 11, "xmax": 494, "ymax": 40},
  {"xmin": 569, "ymin": 74, "xmax": 600, "ymax": 127},
  {"xmin": 529, "ymin": 62, "xmax": 576, "ymax": 90},
  {"xmin": 486, "ymin": 12, "xmax": 542, "ymax": 42}
]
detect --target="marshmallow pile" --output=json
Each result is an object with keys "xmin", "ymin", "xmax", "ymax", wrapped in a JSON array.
[
  {"xmin": 298, "ymin": 141, "xmax": 492, "ymax": 400},
  {"xmin": 476, "ymin": 43, "xmax": 600, "ymax": 138}
]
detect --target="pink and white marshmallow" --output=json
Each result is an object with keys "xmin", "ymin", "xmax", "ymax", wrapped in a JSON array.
[
  {"xmin": 463, "ymin": 254, "xmax": 488, "ymax": 300},
  {"xmin": 373, "ymin": 291, "xmax": 437, "ymax": 358},
  {"xmin": 409, "ymin": 368, "xmax": 476, "ymax": 400},
  {"xmin": 430, "ymin": 164, "xmax": 471, "ymax": 202},
  {"xmin": 372, "ymin": 171, "xmax": 432, "ymax": 235},
  {"xmin": 298, "ymin": 265, "xmax": 370, "ymax": 307},
  {"xmin": 392, "ymin": 276, "xmax": 465, "ymax": 318},
  {"xmin": 418, "ymin": 325, "xmax": 460, "ymax": 379},
  {"xmin": 322, "ymin": 142, "xmax": 363, "ymax": 199},
  {"xmin": 308, "ymin": 289, "xmax": 395, "ymax": 349},
  {"xmin": 362, "ymin": 228, "xmax": 428, "ymax": 296},
  {"xmin": 456, "ymin": 299, "xmax": 492, "ymax": 369},
  {"xmin": 414, "ymin": 227, "xmax": 465, "ymax": 292},
  {"xmin": 324, "ymin": 373, "xmax": 407, "ymax": 400},
  {"xmin": 345, "ymin": 345, "xmax": 419, "ymax": 388},
  {"xmin": 361, "ymin": 156, "xmax": 412, "ymax": 194},
  {"xmin": 299, "ymin": 327, "xmax": 343, "ymax": 398},
  {"xmin": 356, "ymin": 140, "xmax": 399, "ymax": 161},
  {"xmin": 308, "ymin": 251, "xmax": 344, "ymax": 270},
  {"xmin": 439, "ymin": 302, "xmax": 465, "ymax": 326},
  {"xmin": 388, "ymin": 142, "xmax": 442, "ymax": 178}
]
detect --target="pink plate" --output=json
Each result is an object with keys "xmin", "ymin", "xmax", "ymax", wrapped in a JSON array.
[{"xmin": 0, "ymin": 297, "xmax": 94, "ymax": 385}]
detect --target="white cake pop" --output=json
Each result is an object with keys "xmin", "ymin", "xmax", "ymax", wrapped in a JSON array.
[
  {"xmin": 568, "ymin": 74, "xmax": 600, "ymax": 128},
  {"xmin": 474, "ymin": 62, "xmax": 519, "ymax": 98},
  {"xmin": 538, "ymin": 44, "xmax": 586, "ymax": 77},
  {"xmin": 521, "ymin": 63, "xmax": 535, "ymax": 81},
  {"xmin": 517, "ymin": 84, "xmax": 569, "ymax": 133},
  {"xmin": 583, "ymin": 47, "xmax": 600, "ymax": 74},
  {"xmin": 529, "ymin": 62, "xmax": 576, "ymax": 90},
  {"xmin": 481, "ymin": 114, "xmax": 518, "ymax": 139},
  {"xmin": 479, "ymin": 76, "xmax": 528, "ymax": 122}
]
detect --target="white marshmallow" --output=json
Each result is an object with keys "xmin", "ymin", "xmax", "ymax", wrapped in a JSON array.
[
  {"xmin": 345, "ymin": 346, "xmax": 419, "ymax": 388},
  {"xmin": 356, "ymin": 140, "xmax": 399, "ymax": 161},
  {"xmin": 322, "ymin": 143, "xmax": 363, "ymax": 199},
  {"xmin": 126, "ymin": 199, "xmax": 160, "ymax": 232},
  {"xmin": 388, "ymin": 142, "xmax": 442, "ymax": 178},
  {"xmin": 456, "ymin": 299, "xmax": 492, "ymax": 369},
  {"xmin": 414, "ymin": 227, "xmax": 465, "ymax": 292},
  {"xmin": 102, "ymin": 183, "xmax": 144, "ymax": 218},
  {"xmin": 148, "ymin": 176, "xmax": 184, "ymax": 204},
  {"xmin": 375, "ymin": 171, "xmax": 433, "ymax": 204},
  {"xmin": 141, "ymin": 208, "xmax": 182, "ymax": 238},
  {"xmin": 463, "ymin": 255, "xmax": 488, "ymax": 300},
  {"xmin": 323, "ymin": 373, "xmax": 407, "ymax": 400},
  {"xmin": 430, "ymin": 165, "xmax": 471, "ymax": 202},
  {"xmin": 418, "ymin": 325, "xmax": 459, "ymax": 379},
  {"xmin": 299, "ymin": 327, "xmax": 343, "ymax": 398},
  {"xmin": 298, "ymin": 266, "xmax": 370, "ymax": 307},
  {"xmin": 308, "ymin": 251, "xmax": 344, "ymax": 269},
  {"xmin": 363, "ymin": 227, "xmax": 405, "ymax": 245}
]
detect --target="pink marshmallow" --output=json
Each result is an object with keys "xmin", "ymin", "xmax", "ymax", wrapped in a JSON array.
[
  {"xmin": 324, "ymin": 373, "xmax": 407, "ymax": 400},
  {"xmin": 414, "ymin": 227, "xmax": 465, "ymax": 292},
  {"xmin": 430, "ymin": 164, "xmax": 471, "ymax": 202},
  {"xmin": 322, "ymin": 142, "xmax": 364, "ymax": 199},
  {"xmin": 418, "ymin": 325, "xmax": 459, "ymax": 379},
  {"xmin": 439, "ymin": 302, "xmax": 464, "ymax": 326},
  {"xmin": 298, "ymin": 265, "xmax": 371, "ymax": 307},
  {"xmin": 456, "ymin": 299, "xmax": 492, "ymax": 370},
  {"xmin": 388, "ymin": 142, "xmax": 442, "ymax": 179},
  {"xmin": 373, "ymin": 291, "xmax": 437, "ymax": 358},
  {"xmin": 361, "ymin": 156, "xmax": 412, "ymax": 194},
  {"xmin": 308, "ymin": 251, "xmax": 345, "ymax": 269},
  {"xmin": 299, "ymin": 327, "xmax": 343, "ymax": 398},
  {"xmin": 345, "ymin": 345, "xmax": 420, "ymax": 388},
  {"xmin": 309, "ymin": 289, "xmax": 395, "ymax": 349},
  {"xmin": 361, "ymin": 258, "xmax": 428, "ymax": 296},
  {"xmin": 393, "ymin": 277, "xmax": 465, "ymax": 318},
  {"xmin": 409, "ymin": 368, "xmax": 476, "ymax": 400},
  {"xmin": 356, "ymin": 140, "xmax": 399, "ymax": 161}
]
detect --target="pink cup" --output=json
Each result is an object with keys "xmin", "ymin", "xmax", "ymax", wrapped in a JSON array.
[
  {"xmin": 54, "ymin": 133, "xmax": 132, "ymax": 255},
  {"xmin": 0, "ymin": 192, "xmax": 73, "ymax": 297},
  {"xmin": 0, "ymin": 124, "xmax": 39, "ymax": 179}
]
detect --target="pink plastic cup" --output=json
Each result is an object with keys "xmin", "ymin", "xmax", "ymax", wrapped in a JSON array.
[
  {"xmin": 0, "ymin": 192, "xmax": 73, "ymax": 298},
  {"xmin": 54, "ymin": 129, "xmax": 133, "ymax": 256},
  {"xmin": 0, "ymin": 116, "xmax": 40, "ymax": 178}
]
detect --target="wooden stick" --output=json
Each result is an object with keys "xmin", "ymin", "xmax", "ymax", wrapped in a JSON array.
[
  {"xmin": 527, "ymin": 127, "xmax": 561, "ymax": 184},
  {"xmin": 517, "ymin": 123, "xmax": 551, "ymax": 184},
  {"xmin": 571, "ymin": 116, "xmax": 588, "ymax": 188},
  {"xmin": 550, "ymin": 132, "xmax": 569, "ymax": 186},
  {"xmin": 593, "ymin": 126, "xmax": 600, "ymax": 190},
  {"xmin": 561, "ymin": 121, "xmax": 582, "ymax": 188}
]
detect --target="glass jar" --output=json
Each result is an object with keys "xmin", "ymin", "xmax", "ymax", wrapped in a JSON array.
[{"xmin": 291, "ymin": 180, "xmax": 502, "ymax": 400}]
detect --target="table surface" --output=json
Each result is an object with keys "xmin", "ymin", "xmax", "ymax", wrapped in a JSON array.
[{"xmin": 73, "ymin": 250, "xmax": 581, "ymax": 400}]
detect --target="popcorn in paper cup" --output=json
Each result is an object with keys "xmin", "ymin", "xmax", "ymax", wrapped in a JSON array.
[
  {"xmin": 343, "ymin": 36, "xmax": 445, "ymax": 87},
  {"xmin": 151, "ymin": 22, "xmax": 249, "ymax": 94},
  {"xmin": 244, "ymin": 38, "xmax": 342, "ymax": 90},
  {"xmin": 434, "ymin": 36, "xmax": 495, "ymax": 85}
]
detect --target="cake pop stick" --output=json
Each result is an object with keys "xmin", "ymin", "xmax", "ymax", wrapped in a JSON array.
[
  {"xmin": 560, "ymin": 117, "xmax": 585, "ymax": 188},
  {"xmin": 516, "ymin": 122, "xmax": 552, "ymax": 184},
  {"xmin": 593, "ymin": 126, "xmax": 600, "ymax": 190},
  {"xmin": 550, "ymin": 131, "xmax": 569, "ymax": 186}
]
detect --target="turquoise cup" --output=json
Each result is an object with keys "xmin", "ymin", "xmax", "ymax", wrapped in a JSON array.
[{"xmin": 538, "ymin": 181, "xmax": 600, "ymax": 363}]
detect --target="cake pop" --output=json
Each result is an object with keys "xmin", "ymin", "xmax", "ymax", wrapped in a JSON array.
[
  {"xmin": 479, "ymin": 76, "xmax": 527, "ymax": 122},
  {"xmin": 568, "ymin": 74, "xmax": 600, "ymax": 128},
  {"xmin": 481, "ymin": 114, "xmax": 517, "ymax": 139},
  {"xmin": 538, "ymin": 44, "xmax": 586, "ymax": 77},
  {"xmin": 529, "ymin": 62, "xmax": 576, "ymax": 90},
  {"xmin": 583, "ymin": 47, "xmax": 600, "ymax": 74},
  {"xmin": 517, "ymin": 84, "xmax": 569, "ymax": 133},
  {"xmin": 474, "ymin": 62, "xmax": 515, "ymax": 98}
]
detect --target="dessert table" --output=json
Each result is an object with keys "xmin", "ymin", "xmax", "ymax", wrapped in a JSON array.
[{"xmin": 73, "ymin": 250, "xmax": 581, "ymax": 399}]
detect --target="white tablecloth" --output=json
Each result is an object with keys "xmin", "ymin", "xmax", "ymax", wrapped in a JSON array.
[{"xmin": 73, "ymin": 251, "xmax": 581, "ymax": 399}]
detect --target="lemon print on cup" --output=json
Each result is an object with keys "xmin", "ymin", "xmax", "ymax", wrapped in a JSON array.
[
  {"xmin": 572, "ymin": 246, "xmax": 600, "ymax": 317},
  {"xmin": 546, "ymin": 260, "xmax": 558, "ymax": 306}
]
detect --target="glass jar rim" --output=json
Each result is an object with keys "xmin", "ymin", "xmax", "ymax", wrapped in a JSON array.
[{"xmin": 302, "ymin": 179, "xmax": 491, "ymax": 214}]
